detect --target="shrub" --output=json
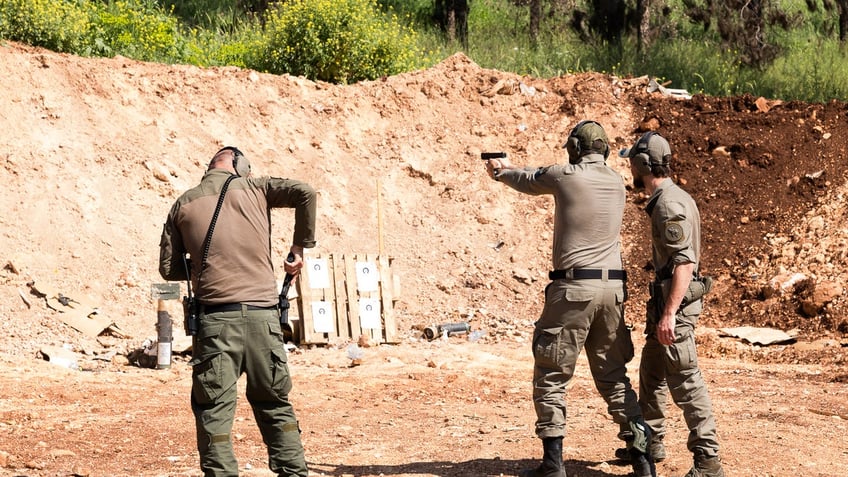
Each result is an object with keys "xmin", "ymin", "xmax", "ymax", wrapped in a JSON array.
[
  {"xmin": 195, "ymin": 27, "xmax": 265, "ymax": 68},
  {"xmin": 85, "ymin": 0, "xmax": 181, "ymax": 62},
  {"xmin": 0, "ymin": 0, "xmax": 92, "ymax": 53},
  {"xmin": 254, "ymin": 0, "xmax": 423, "ymax": 83}
]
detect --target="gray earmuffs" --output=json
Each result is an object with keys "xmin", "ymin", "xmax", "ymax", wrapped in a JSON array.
[
  {"xmin": 214, "ymin": 146, "xmax": 251, "ymax": 177},
  {"xmin": 631, "ymin": 132, "xmax": 657, "ymax": 176}
]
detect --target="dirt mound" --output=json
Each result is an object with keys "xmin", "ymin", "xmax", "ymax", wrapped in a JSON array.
[
  {"xmin": 627, "ymin": 93, "xmax": 848, "ymax": 367},
  {"xmin": 1, "ymin": 41, "xmax": 846, "ymax": 366}
]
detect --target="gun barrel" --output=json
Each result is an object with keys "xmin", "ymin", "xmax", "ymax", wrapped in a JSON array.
[{"xmin": 481, "ymin": 152, "xmax": 507, "ymax": 160}]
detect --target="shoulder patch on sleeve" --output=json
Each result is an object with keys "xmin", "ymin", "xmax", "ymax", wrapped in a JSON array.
[{"xmin": 664, "ymin": 221, "xmax": 685, "ymax": 243}]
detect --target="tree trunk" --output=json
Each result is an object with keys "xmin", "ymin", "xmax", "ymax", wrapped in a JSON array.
[
  {"xmin": 434, "ymin": 0, "xmax": 469, "ymax": 48},
  {"xmin": 455, "ymin": 0, "xmax": 469, "ymax": 49},
  {"xmin": 837, "ymin": 0, "xmax": 848, "ymax": 41},
  {"xmin": 636, "ymin": 0, "xmax": 652, "ymax": 53},
  {"xmin": 530, "ymin": 0, "xmax": 542, "ymax": 46}
]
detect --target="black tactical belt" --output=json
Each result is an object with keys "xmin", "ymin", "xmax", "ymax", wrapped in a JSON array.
[
  {"xmin": 202, "ymin": 303, "xmax": 278, "ymax": 314},
  {"xmin": 549, "ymin": 269, "xmax": 627, "ymax": 281}
]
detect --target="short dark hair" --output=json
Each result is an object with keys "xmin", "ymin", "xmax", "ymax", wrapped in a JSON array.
[{"xmin": 650, "ymin": 163, "xmax": 670, "ymax": 178}]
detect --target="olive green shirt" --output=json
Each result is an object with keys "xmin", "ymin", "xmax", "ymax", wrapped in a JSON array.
[
  {"xmin": 159, "ymin": 169, "xmax": 317, "ymax": 306},
  {"xmin": 495, "ymin": 154, "xmax": 626, "ymax": 271},
  {"xmin": 645, "ymin": 178, "xmax": 700, "ymax": 278}
]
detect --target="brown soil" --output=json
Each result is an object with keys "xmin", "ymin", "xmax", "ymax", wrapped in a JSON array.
[{"xmin": 0, "ymin": 42, "xmax": 846, "ymax": 476}]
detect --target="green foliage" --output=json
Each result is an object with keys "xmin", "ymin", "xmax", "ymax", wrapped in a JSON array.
[
  {"xmin": 757, "ymin": 39, "xmax": 848, "ymax": 101},
  {"xmin": 0, "ymin": 0, "xmax": 184, "ymax": 62},
  {"xmin": 253, "ymin": 0, "xmax": 426, "ymax": 83},
  {"xmin": 0, "ymin": 0, "xmax": 846, "ymax": 99},
  {"xmin": 86, "ymin": 0, "xmax": 182, "ymax": 62},
  {"xmin": 0, "ymin": 0, "xmax": 92, "ymax": 53},
  {"xmin": 461, "ymin": 1, "xmax": 570, "ymax": 76},
  {"xmin": 638, "ymin": 40, "xmax": 752, "ymax": 96},
  {"xmin": 377, "ymin": 0, "xmax": 435, "ymax": 26},
  {"xmin": 158, "ymin": 0, "xmax": 244, "ymax": 31},
  {"xmin": 452, "ymin": 0, "xmax": 848, "ymax": 101},
  {"xmin": 205, "ymin": 27, "xmax": 265, "ymax": 68}
]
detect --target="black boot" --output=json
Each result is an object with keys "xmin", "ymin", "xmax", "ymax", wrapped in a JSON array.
[
  {"xmin": 519, "ymin": 436, "xmax": 566, "ymax": 477},
  {"xmin": 630, "ymin": 448, "xmax": 656, "ymax": 477}
]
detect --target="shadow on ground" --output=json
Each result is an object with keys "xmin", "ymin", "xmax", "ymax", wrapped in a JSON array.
[{"xmin": 310, "ymin": 457, "xmax": 627, "ymax": 476}]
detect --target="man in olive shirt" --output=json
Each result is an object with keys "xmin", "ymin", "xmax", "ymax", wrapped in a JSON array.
[
  {"xmin": 485, "ymin": 121, "xmax": 655, "ymax": 477},
  {"xmin": 623, "ymin": 132, "xmax": 725, "ymax": 477},
  {"xmin": 159, "ymin": 146, "xmax": 316, "ymax": 477}
]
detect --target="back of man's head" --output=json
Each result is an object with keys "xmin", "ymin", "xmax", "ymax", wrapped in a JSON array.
[
  {"xmin": 622, "ymin": 132, "xmax": 672, "ymax": 178},
  {"xmin": 565, "ymin": 120, "xmax": 610, "ymax": 163},
  {"xmin": 208, "ymin": 146, "xmax": 251, "ymax": 177}
]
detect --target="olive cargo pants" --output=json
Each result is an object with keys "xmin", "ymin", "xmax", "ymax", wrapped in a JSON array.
[
  {"xmin": 190, "ymin": 306, "xmax": 307, "ymax": 477},
  {"xmin": 532, "ymin": 279, "xmax": 642, "ymax": 439},
  {"xmin": 640, "ymin": 299, "xmax": 720, "ymax": 457}
]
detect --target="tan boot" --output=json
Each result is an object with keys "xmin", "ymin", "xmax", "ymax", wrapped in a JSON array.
[
  {"xmin": 681, "ymin": 455, "xmax": 725, "ymax": 477},
  {"xmin": 649, "ymin": 438, "xmax": 667, "ymax": 462}
]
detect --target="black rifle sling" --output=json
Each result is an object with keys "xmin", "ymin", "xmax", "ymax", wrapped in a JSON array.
[{"xmin": 195, "ymin": 174, "xmax": 237, "ymax": 288}]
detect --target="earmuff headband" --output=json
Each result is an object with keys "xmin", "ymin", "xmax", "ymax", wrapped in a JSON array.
[
  {"xmin": 564, "ymin": 120, "xmax": 610, "ymax": 161},
  {"xmin": 214, "ymin": 146, "xmax": 251, "ymax": 177}
]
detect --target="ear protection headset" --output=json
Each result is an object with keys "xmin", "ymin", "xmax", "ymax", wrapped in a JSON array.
[
  {"xmin": 629, "ymin": 132, "xmax": 669, "ymax": 176},
  {"xmin": 214, "ymin": 146, "xmax": 251, "ymax": 177},
  {"xmin": 564, "ymin": 120, "xmax": 610, "ymax": 161}
]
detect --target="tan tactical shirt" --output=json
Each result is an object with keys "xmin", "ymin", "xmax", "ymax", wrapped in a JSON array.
[
  {"xmin": 159, "ymin": 169, "xmax": 317, "ymax": 306},
  {"xmin": 495, "ymin": 154, "xmax": 626, "ymax": 271},
  {"xmin": 645, "ymin": 178, "xmax": 700, "ymax": 278}
]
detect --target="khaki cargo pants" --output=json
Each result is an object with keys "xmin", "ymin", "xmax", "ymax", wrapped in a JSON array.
[
  {"xmin": 532, "ymin": 279, "xmax": 642, "ymax": 439},
  {"xmin": 190, "ymin": 306, "xmax": 307, "ymax": 477},
  {"xmin": 640, "ymin": 297, "xmax": 720, "ymax": 457}
]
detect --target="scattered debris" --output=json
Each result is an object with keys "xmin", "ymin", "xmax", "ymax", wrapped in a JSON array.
[
  {"xmin": 481, "ymin": 78, "xmax": 518, "ymax": 97},
  {"xmin": 719, "ymin": 326, "xmax": 796, "ymax": 346},
  {"xmin": 27, "ymin": 281, "xmax": 126, "ymax": 338},
  {"xmin": 4, "ymin": 260, "xmax": 19, "ymax": 274},
  {"xmin": 808, "ymin": 407, "xmax": 848, "ymax": 420},
  {"xmin": 17, "ymin": 288, "xmax": 31, "ymax": 308},
  {"xmin": 347, "ymin": 343, "xmax": 364, "ymax": 367},
  {"xmin": 647, "ymin": 78, "xmax": 692, "ymax": 99},
  {"xmin": 127, "ymin": 338, "xmax": 158, "ymax": 369},
  {"xmin": 423, "ymin": 322, "xmax": 471, "ymax": 341},
  {"xmin": 39, "ymin": 345, "xmax": 80, "ymax": 370}
]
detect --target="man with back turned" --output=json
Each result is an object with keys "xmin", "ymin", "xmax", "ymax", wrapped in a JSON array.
[{"xmin": 159, "ymin": 146, "xmax": 317, "ymax": 476}]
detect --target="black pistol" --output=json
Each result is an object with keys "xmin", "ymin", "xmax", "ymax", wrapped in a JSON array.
[
  {"xmin": 181, "ymin": 254, "xmax": 199, "ymax": 336},
  {"xmin": 481, "ymin": 152, "xmax": 507, "ymax": 160},
  {"xmin": 278, "ymin": 252, "xmax": 296, "ymax": 341}
]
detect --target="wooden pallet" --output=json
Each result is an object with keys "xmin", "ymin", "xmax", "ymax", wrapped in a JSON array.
[{"xmin": 292, "ymin": 253, "xmax": 398, "ymax": 345}]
